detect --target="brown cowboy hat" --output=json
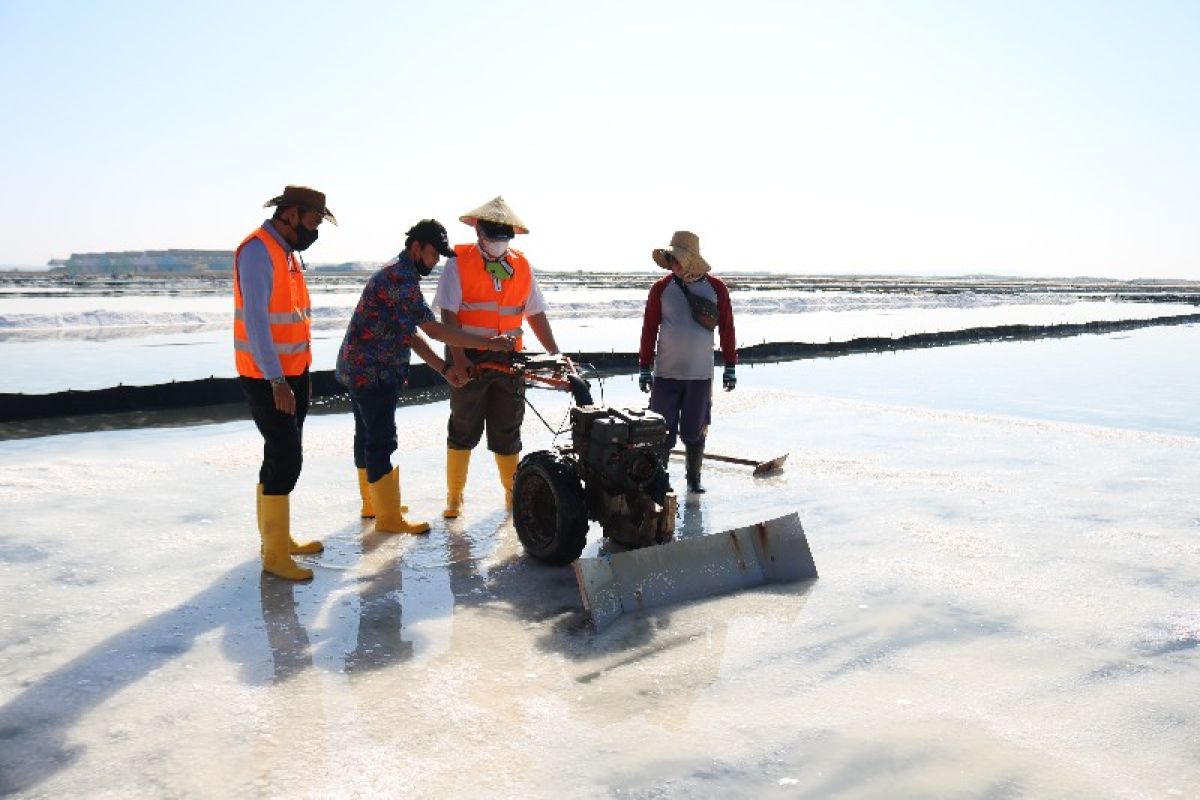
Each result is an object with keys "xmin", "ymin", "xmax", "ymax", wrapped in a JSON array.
[
  {"xmin": 652, "ymin": 230, "xmax": 711, "ymax": 279},
  {"xmin": 459, "ymin": 196, "xmax": 529, "ymax": 234},
  {"xmin": 263, "ymin": 185, "xmax": 338, "ymax": 225}
]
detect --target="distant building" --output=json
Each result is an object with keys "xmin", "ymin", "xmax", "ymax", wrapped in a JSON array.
[
  {"xmin": 46, "ymin": 251, "xmax": 382, "ymax": 276},
  {"xmin": 49, "ymin": 250, "xmax": 234, "ymax": 275},
  {"xmin": 308, "ymin": 262, "xmax": 379, "ymax": 274}
]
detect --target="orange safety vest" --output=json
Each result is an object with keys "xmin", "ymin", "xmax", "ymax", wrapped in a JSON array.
[
  {"xmin": 454, "ymin": 243, "xmax": 533, "ymax": 351},
  {"xmin": 232, "ymin": 226, "xmax": 312, "ymax": 378}
]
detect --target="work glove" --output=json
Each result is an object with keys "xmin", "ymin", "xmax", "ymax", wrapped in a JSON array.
[
  {"xmin": 722, "ymin": 364, "xmax": 737, "ymax": 392},
  {"xmin": 639, "ymin": 367, "xmax": 653, "ymax": 393}
]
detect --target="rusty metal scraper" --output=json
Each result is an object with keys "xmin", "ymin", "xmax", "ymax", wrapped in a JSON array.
[{"xmin": 573, "ymin": 512, "xmax": 817, "ymax": 631}]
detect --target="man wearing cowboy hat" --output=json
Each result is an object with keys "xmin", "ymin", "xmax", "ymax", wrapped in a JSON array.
[
  {"xmin": 639, "ymin": 231, "xmax": 738, "ymax": 494},
  {"xmin": 335, "ymin": 219, "xmax": 516, "ymax": 535},
  {"xmin": 234, "ymin": 185, "xmax": 335, "ymax": 581},
  {"xmin": 432, "ymin": 196, "xmax": 566, "ymax": 517}
]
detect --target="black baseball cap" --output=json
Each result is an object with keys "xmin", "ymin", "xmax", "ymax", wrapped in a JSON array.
[{"xmin": 406, "ymin": 219, "xmax": 455, "ymax": 258}]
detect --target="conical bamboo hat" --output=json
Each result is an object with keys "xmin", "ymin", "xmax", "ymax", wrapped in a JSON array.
[{"xmin": 459, "ymin": 196, "xmax": 529, "ymax": 234}]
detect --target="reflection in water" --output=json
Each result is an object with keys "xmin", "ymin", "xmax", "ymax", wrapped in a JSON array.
[
  {"xmin": 344, "ymin": 555, "xmax": 414, "ymax": 672},
  {"xmin": 0, "ymin": 319, "xmax": 353, "ymax": 344},
  {"xmin": 262, "ymin": 508, "xmax": 817, "ymax": 757},
  {"xmin": 433, "ymin": 510, "xmax": 819, "ymax": 735},
  {"xmin": 0, "ymin": 323, "xmax": 221, "ymax": 343},
  {"xmin": 258, "ymin": 576, "xmax": 313, "ymax": 683},
  {"xmin": 443, "ymin": 513, "xmax": 511, "ymax": 603},
  {"xmin": 254, "ymin": 577, "xmax": 329, "ymax": 794},
  {"xmin": 677, "ymin": 493, "xmax": 705, "ymax": 539}
]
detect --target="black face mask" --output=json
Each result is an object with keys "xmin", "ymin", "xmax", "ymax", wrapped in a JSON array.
[
  {"xmin": 292, "ymin": 222, "xmax": 319, "ymax": 252},
  {"xmin": 412, "ymin": 244, "xmax": 435, "ymax": 277}
]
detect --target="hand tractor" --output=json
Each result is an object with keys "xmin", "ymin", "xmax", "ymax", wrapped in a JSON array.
[{"xmin": 481, "ymin": 353, "xmax": 817, "ymax": 630}]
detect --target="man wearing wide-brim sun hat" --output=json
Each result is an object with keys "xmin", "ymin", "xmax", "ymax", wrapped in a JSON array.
[
  {"xmin": 639, "ymin": 230, "xmax": 738, "ymax": 494},
  {"xmin": 432, "ymin": 196, "xmax": 568, "ymax": 518},
  {"xmin": 233, "ymin": 185, "xmax": 336, "ymax": 581}
]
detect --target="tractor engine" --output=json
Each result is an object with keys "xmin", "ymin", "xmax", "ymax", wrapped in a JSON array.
[
  {"xmin": 570, "ymin": 405, "xmax": 676, "ymax": 549},
  {"xmin": 510, "ymin": 364, "xmax": 679, "ymax": 566}
]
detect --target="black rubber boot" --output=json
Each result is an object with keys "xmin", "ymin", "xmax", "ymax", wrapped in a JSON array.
[{"xmin": 685, "ymin": 443, "xmax": 706, "ymax": 493}]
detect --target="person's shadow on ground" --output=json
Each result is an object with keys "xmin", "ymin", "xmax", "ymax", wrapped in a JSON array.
[{"xmin": 0, "ymin": 557, "xmax": 286, "ymax": 795}]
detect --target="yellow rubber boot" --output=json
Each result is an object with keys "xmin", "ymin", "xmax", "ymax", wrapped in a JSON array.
[
  {"xmin": 495, "ymin": 452, "xmax": 520, "ymax": 511},
  {"xmin": 259, "ymin": 484, "xmax": 323, "ymax": 555},
  {"xmin": 259, "ymin": 493, "xmax": 314, "ymax": 581},
  {"xmin": 358, "ymin": 468, "xmax": 405, "ymax": 517},
  {"xmin": 443, "ymin": 448, "xmax": 471, "ymax": 519},
  {"xmin": 369, "ymin": 467, "xmax": 430, "ymax": 535},
  {"xmin": 357, "ymin": 468, "xmax": 375, "ymax": 518}
]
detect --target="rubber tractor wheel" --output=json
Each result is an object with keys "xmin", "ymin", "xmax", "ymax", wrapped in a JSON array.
[{"xmin": 512, "ymin": 450, "xmax": 589, "ymax": 566}]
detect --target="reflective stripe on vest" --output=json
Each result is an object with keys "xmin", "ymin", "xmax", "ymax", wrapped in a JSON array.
[
  {"xmin": 459, "ymin": 300, "xmax": 527, "ymax": 315},
  {"xmin": 233, "ymin": 339, "xmax": 311, "ymax": 355},
  {"xmin": 232, "ymin": 226, "xmax": 313, "ymax": 378},
  {"xmin": 460, "ymin": 324, "xmax": 525, "ymax": 339},
  {"xmin": 454, "ymin": 243, "xmax": 532, "ymax": 351}
]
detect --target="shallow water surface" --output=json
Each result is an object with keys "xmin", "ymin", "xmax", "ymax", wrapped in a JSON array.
[
  {"xmin": 749, "ymin": 322, "xmax": 1200, "ymax": 437},
  {"xmin": 0, "ymin": 329, "xmax": 1197, "ymax": 797},
  {"xmin": 2, "ymin": 276, "xmax": 1193, "ymax": 393}
]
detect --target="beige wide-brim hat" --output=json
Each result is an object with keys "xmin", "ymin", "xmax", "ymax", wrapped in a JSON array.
[
  {"xmin": 459, "ymin": 196, "xmax": 529, "ymax": 234},
  {"xmin": 652, "ymin": 230, "xmax": 711, "ymax": 279}
]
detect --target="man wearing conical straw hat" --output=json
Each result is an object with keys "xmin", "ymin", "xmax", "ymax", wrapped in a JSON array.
[
  {"xmin": 432, "ymin": 196, "xmax": 567, "ymax": 517},
  {"xmin": 639, "ymin": 231, "xmax": 738, "ymax": 494}
]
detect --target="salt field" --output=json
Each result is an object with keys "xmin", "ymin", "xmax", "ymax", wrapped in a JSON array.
[
  {"xmin": 5, "ymin": 0, "xmax": 1199, "ymax": 795},
  {"xmin": 1, "ymin": 323, "xmax": 1198, "ymax": 798}
]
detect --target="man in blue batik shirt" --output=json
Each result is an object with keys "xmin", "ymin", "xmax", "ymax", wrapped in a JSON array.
[{"xmin": 335, "ymin": 219, "xmax": 514, "ymax": 536}]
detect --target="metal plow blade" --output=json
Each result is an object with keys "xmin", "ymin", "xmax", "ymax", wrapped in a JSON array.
[{"xmin": 573, "ymin": 512, "xmax": 817, "ymax": 631}]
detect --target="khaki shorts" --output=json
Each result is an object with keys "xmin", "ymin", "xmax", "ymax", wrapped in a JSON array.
[{"xmin": 446, "ymin": 367, "xmax": 525, "ymax": 454}]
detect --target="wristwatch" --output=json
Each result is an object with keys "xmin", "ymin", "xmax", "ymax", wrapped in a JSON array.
[{"xmin": 269, "ymin": 376, "xmax": 287, "ymax": 386}]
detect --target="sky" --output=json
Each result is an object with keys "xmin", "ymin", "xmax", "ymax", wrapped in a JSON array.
[{"xmin": 0, "ymin": 0, "xmax": 1197, "ymax": 278}]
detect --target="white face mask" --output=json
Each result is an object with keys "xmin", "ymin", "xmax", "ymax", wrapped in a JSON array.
[{"xmin": 480, "ymin": 238, "xmax": 509, "ymax": 259}]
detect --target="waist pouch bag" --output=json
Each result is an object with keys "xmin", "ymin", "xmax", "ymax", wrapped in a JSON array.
[{"xmin": 674, "ymin": 277, "xmax": 719, "ymax": 331}]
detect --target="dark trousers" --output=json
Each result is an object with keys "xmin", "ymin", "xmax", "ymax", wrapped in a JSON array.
[
  {"xmin": 446, "ymin": 368, "xmax": 525, "ymax": 454},
  {"xmin": 649, "ymin": 377, "xmax": 712, "ymax": 450},
  {"xmin": 240, "ymin": 371, "xmax": 310, "ymax": 495},
  {"xmin": 349, "ymin": 382, "xmax": 401, "ymax": 484}
]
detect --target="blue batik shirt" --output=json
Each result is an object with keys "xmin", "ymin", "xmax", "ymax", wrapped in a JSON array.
[{"xmin": 335, "ymin": 252, "xmax": 436, "ymax": 391}]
